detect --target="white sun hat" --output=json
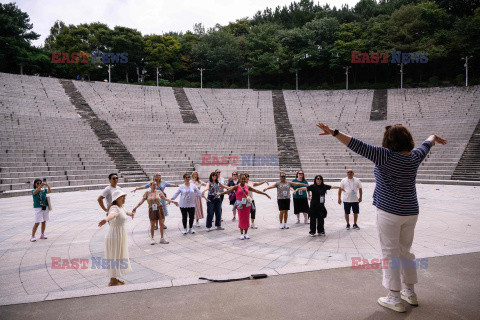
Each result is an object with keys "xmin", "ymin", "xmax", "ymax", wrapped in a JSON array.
[{"xmin": 112, "ymin": 189, "xmax": 127, "ymax": 202}]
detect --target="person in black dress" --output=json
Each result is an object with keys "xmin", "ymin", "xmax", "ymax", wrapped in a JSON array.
[{"xmin": 294, "ymin": 175, "xmax": 344, "ymax": 236}]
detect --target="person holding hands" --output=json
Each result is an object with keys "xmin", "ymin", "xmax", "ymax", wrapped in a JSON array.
[
  {"xmin": 132, "ymin": 181, "xmax": 178, "ymax": 245},
  {"xmin": 293, "ymin": 175, "xmax": 344, "ymax": 236}
]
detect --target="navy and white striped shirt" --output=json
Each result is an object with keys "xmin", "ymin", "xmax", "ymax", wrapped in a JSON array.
[{"xmin": 347, "ymin": 137, "xmax": 432, "ymax": 216}]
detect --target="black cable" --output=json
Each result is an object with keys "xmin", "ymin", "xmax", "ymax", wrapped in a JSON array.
[{"xmin": 199, "ymin": 273, "xmax": 268, "ymax": 283}]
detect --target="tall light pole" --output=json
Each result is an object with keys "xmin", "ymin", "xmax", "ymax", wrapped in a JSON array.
[
  {"xmin": 462, "ymin": 56, "xmax": 473, "ymax": 87},
  {"xmin": 245, "ymin": 68, "xmax": 251, "ymax": 89},
  {"xmin": 156, "ymin": 67, "xmax": 160, "ymax": 87},
  {"xmin": 108, "ymin": 64, "xmax": 112, "ymax": 83},
  {"xmin": 198, "ymin": 68, "xmax": 204, "ymax": 88},
  {"xmin": 344, "ymin": 66, "xmax": 351, "ymax": 90},
  {"xmin": 399, "ymin": 63, "xmax": 404, "ymax": 89}
]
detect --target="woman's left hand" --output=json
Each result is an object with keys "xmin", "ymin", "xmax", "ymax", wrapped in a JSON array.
[
  {"xmin": 173, "ymin": 201, "xmax": 179, "ymax": 207},
  {"xmin": 98, "ymin": 219, "xmax": 107, "ymax": 227},
  {"xmin": 434, "ymin": 135, "xmax": 447, "ymax": 146}
]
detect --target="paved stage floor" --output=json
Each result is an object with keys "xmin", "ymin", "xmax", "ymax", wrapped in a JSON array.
[{"xmin": 0, "ymin": 183, "xmax": 479, "ymax": 307}]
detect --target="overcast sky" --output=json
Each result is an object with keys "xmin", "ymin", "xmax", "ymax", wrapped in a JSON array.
[{"xmin": 9, "ymin": 0, "xmax": 360, "ymax": 47}]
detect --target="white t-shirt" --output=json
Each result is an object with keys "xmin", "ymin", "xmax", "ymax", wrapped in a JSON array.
[
  {"xmin": 247, "ymin": 182, "xmax": 255, "ymax": 199},
  {"xmin": 101, "ymin": 185, "xmax": 122, "ymax": 208},
  {"xmin": 340, "ymin": 177, "xmax": 362, "ymax": 202}
]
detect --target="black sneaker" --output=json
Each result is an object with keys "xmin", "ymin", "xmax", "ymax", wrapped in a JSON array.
[
  {"xmin": 318, "ymin": 232, "xmax": 325, "ymax": 236},
  {"xmin": 346, "ymin": 224, "xmax": 351, "ymax": 230},
  {"xmin": 353, "ymin": 224, "xmax": 360, "ymax": 230},
  {"xmin": 309, "ymin": 232, "xmax": 316, "ymax": 237}
]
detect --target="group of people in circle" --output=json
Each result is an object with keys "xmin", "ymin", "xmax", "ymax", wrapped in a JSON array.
[{"xmin": 93, "ymin": 168, "xmax": 364, "ymax": 246}]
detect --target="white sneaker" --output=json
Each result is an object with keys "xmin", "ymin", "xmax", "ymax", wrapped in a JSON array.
[
  {"xmin": 304, "ymin": 219, "xmax": 309, "ymax": 224},
  {"xmin": 240, "ymin": 234, "xmax": 245, "ymax": 240},
  {"xmin": 188, "ymin": 228, "xmax": 195, "ymax": 234},
  {"xmin": 207, "ymin": 228, "xmax": 212, "ymax": 232},
  {"xmin": 279, "ymin": 223, "xmax": 284, "ymax": 229},
  {"xmin": 30, "ymin": 237, "xmax": 36, "ymax": 242},
  {"xmin": 296, "ymin": 219, "xmax": 300, "ymax": 224},
  {"xmin": 284, "ymin": 223, "xmax": 289, "ymax": 229},
  {"xmin": 251, "ymin": 223, "xmax": 258, "ymax": 229},
  {"xmin": 159, "ymin": 238, "xmax": 169, "ymax": 244},
  {"xmin": 378, "ymin": 294, "xmax": 406, "ymax": 313},
  {"xmin": 401, "ymin": 289, "xmax": 418, "ymax": 306},
  {"xmin": 150, "ymin": 238, "xmax": 155, "ymax": 245},
  {"xmin": 182, "ymin": 229, "xmax": 187, "ymax": 234},
  {"xmin": 244, "ymin": 234, "xmax": 250, "ymax": 239}
]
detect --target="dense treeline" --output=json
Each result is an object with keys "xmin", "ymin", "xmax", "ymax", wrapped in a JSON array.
[{"xmin": 1, "ymin": 0, "xmax": 479, "ymax": 89}]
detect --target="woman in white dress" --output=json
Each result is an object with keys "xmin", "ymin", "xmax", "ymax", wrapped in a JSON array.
[
  {"xmin": 192, "ymin": 171, "xmax": 206, "ymax": 227},
  {"xmin": 98, "ymin": 190, "xmax": 134, "ymax": 286}
]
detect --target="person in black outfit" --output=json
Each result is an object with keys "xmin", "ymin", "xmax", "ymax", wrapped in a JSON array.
[
  {"xmin": 294, "ymin": 175, "xmax": 344, "ymax": 236},
  {"xmin": 227, "ymin": 171, "xmax": 240, "ymax": 221}
]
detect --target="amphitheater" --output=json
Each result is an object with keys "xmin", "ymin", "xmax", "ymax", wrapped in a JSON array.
[
  {"xmin": 0, "ymin": 72, "xmax": 479, "ymax": 316},
  {"xmin": 1, "ymin": 72, "xmax": 479, "ymax": 195}
]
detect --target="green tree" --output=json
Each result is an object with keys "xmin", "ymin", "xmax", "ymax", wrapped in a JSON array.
[
  {"xmin": 108, "ymin": 26, "xmax": 144, "ymax": 82},
  {"xmin": 44, "ymin": 21, "xmax": 111, "ymax": 79},
  {"xmin": 0, "ymin": 3, "xmax": 41, "ymax": 73},
  {"xmin": 144, "ymin": 34, "xmax": 182, "ymax": 81},
  {"xmin": 192, "ymin": 31, "xmax": 243, "ymax": 86},
  {"xmin": 246, "ymin": 23, "xmax": 285, "ymax": 76},
  {"xmin": 384, "ymin": 1, "xmax": 451, "ymax": 58}
]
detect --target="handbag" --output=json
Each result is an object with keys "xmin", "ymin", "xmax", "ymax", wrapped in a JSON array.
[{"xmin": 229, "ymin": 192, "xmax": 236, "ymax": 202}]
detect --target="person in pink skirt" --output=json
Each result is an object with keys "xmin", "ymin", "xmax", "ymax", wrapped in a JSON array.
[
  {"xmin": 217, "ymin": 174, "xmax": 270, "ymax": 239},
  {"xmin": 192, "ymin": 171, "xmax": 206, "ymax": 227}
]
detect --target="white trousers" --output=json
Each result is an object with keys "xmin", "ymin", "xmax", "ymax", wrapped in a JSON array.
[{"xmin": 376, "ymin": 208, "xmax": 418, "ymax": 291}]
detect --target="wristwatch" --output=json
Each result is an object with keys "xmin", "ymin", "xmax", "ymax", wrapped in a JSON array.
[{"xmin": 333, "ymin": 129, "xmax": 339, "ymax": 136}]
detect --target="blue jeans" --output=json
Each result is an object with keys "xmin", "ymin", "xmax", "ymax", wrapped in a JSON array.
[{"xmin": 206, "ymin": 195, "xmax": 222, "ymax": 228}]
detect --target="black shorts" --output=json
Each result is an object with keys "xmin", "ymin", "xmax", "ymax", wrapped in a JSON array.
[
  {"xmin": 344, "ymin": 202, "xmax": 360, "ymax": 214},
  {"xmin": 293, "ymin": 198, "xmax": 309, "ymax": 214},
  {"xmin": 250, "ymin": 200, "xmax": 256, "ymax": 219},
  {"xmin": 277, "ymin": 199, "xmax": 290, "ymax": 211}
]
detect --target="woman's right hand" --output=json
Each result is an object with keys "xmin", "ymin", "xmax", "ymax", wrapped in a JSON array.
[
  {"xmin": 98, "ymin": 219, "xmax": 107, "ymax": 227},
  {"xmin": 317, "ymin": 123, "xmax": 334, "ymax": 135},
  {"xmin": 131, "ymin": 189, "xmax": 136, "ymax": 193}
]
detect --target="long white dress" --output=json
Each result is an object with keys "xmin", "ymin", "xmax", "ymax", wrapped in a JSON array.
[{"xmin": 105, "ymin": 205, "xmax": 132, "ymax": 278}]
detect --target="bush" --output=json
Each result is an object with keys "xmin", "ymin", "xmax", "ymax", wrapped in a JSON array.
[
  {"xmin": 428, "ymin": 76, "xmax": 440, "ymax": 86},
  {"xmin": 172, "ymin": 79, "xmax": 198, "ymax": 88},
  {"xmin": 454, "ymin": 74, "xmax": 465, "ymax": 86}
]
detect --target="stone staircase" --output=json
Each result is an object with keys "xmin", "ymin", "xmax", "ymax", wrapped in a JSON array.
[
  {"xmin": 370, "ymin": 89, "xmax": 388, "ymax": 121},
  {"xmin": 60, "ymin": 80, "xmax": 148, "ymax": 182},
  {"xmin": 173, "ymin": 87, "xmax": 199, "ymax": 124},
  {"xmin": 272, "ymin": 90, "xmax": 302, "ymax": 176},
  {"xmin": 451, "ymin": 119, "xmax": 480, "ymax": 181}
]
